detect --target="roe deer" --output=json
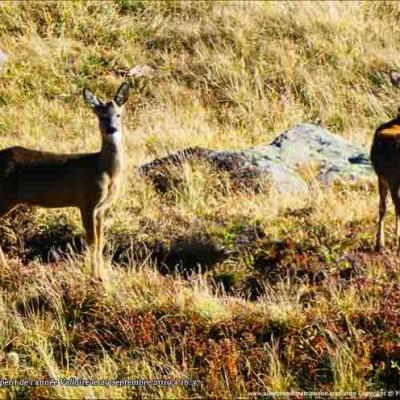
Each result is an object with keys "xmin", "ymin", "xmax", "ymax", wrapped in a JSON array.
[
  {"xmin": 370, "ymin": 71, "xmax": 400, "ymax": 252},
  {"xmin": 0, "ymin": 83, "xmax": 130, "ymax": 278}
]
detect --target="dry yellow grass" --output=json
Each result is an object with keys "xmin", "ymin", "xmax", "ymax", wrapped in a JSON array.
[{"xmin": 0, "ymin": 1, "xmax": 400, "ymax": 398}]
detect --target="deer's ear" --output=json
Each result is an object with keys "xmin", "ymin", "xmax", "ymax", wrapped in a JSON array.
[
  {"xmin": 114, "ymin": 83, "xmax": 129, "ymax": 106},
  {"xmin": 390, "ymin": 71, "xmax": 400, "ymax": 87},
  {"xmin": 83, "ymin": 88, "xmax": 101, "ymax": 109}
]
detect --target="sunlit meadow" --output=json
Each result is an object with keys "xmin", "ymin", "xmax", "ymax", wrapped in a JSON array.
[{"xmin": 0, "ymin": 1, "xmax": 400, "ymax": 398}]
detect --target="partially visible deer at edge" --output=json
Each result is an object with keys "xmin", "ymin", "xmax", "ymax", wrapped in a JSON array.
[
  {"xmin": 0, "ymin": 83, "xmax": 130, "ymax": 279},
  {"xmin": 370, "ymin": 71, "xmax": 400, "ymax": 253}
]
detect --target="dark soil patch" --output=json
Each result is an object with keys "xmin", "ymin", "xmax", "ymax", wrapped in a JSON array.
[
  {"xmin": 112, "ymin": 233, "xmax": 226, "ymax": 276},
  {"xmin": 139, "ymin": 147, "xmax": 213, "ymax": 193},
  {"xmin": 1, "ymin": 208, "xmax": 227, "ymax": 275},
  {"xmin": 23, "ymin": 225, "xmax": 84, "ymax": 263},
  {"xmin": 139, "ymin": 146, "xmax": 263, "ymax": 193},
  {"xmin": 0, "ymin": 206, "xmax": 83, "ymax": 263}
]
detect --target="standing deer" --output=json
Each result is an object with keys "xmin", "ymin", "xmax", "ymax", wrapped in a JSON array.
[
  {"xmin": 371, "ymin": 71, "xmax": 400, "ymax": 252},
  {"xmin": 0, "ymin": 83, "xmax": 129, "ymax": 279}
]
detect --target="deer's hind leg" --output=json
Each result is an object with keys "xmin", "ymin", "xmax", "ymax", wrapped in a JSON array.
[
  {"xmin": 390, "ymin": 184, "xmax": 400, "ymax": 254},
  {"xmin": 0, "ymin": 195, "xmax": 17, "ymax": 266},
  {"xmin": 376, "ymin": 178, "xmax": 389, "ymax": 252}
]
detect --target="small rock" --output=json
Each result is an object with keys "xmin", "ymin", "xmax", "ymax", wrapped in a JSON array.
[
  {"xmin": 0, "ymin": 50, "xmax": 8, "ymax": 67},
  {"xmin": 127, "ymin": 65, "xmax": 155, "ymax": 78},
  {"xmin": 6, "ymin": 352, "xmax": 19, "ymax": 368}
]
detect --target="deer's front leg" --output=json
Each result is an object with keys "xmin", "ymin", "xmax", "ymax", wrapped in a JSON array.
[{"xmin": 80, "ymin": 206, "xmax": 99, "ymax": 279}]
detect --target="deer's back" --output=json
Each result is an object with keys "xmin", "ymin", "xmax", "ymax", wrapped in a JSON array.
[
  {"xmin": 371, "ymin": 118, "xmax": 400, "ymax": 185},
  {"xmin": 0, "ymin": 146, "xmax": 101, "ymax": 207}
]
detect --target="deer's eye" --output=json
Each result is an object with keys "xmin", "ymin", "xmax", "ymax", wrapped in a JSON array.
[{"xmin": 116, "ymin": 114, "xmax": 121, "ymax": 118}]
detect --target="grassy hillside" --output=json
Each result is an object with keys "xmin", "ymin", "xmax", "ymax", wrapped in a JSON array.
[{"xmin": 0, "ymin": 1, "xmax": 400, "ymax": 398}]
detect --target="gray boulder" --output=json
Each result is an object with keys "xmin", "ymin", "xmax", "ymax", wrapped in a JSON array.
[
  {"xmin": 139, "ymin": 124, "xmax": 374, "ymax": 195},
  {"xmin": 255, "ymin": 158, "xmax": 308, "ymax": 195},
  {"xmin": 246, "ymin": 124, "xmax": 373, "ymax": 185}
]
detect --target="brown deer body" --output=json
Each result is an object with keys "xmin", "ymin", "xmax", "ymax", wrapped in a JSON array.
[
  {"xmin": 370, "ymin": 71, "xmax": 400, "ymax": 252},
  {"xmin": 0, "ymin": 83, "xmax": 129, "ymax": 278}
]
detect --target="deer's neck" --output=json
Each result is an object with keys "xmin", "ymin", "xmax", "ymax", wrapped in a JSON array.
[{"xmin": 100, "ymin": 131, "xmax": 124, "ymax": 175}]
